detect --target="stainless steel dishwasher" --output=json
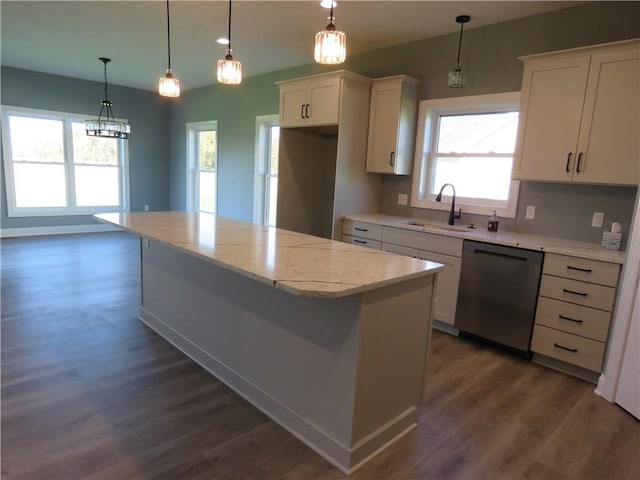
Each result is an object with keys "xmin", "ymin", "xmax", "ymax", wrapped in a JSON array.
[{"xmin": 455, "ymin": 240, "xmax": 543, "ymax": 355}]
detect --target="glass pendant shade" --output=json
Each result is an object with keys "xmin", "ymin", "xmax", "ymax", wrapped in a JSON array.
[
  {"xmin": 159, "ymin": 70, "xmax": 181, "ymax": 97},
  {"xmin": 217, "ymin": 53, "xmax": 242, "ymax": 84},
  {"xmin": 85, "ymin": 58, "xmax": 130, "ymax": 139},
  {"xmin": 314, "ymin": 27, "xmax": 346, "ymax": 65},
  {"xmin": 448, "ymin": 66, "xmax": 463, "ymax": 88}
]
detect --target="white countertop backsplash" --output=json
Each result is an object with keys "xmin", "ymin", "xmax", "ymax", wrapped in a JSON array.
[{"xmin": 343, "ymin": 213, "xmax": 627, "ymax": 264}]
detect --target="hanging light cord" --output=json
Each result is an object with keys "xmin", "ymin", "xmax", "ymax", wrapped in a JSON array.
[
  {"xmin": 166, "ymin": 0, "xmax": 172, "ymax": 71},
  {"xmin": 329, "ymin": 2, "xmax": 335, "ymax": 26},
  {"xmin": 455, "ymin": 22, "xmax": 464, "ymax": 67},
  {"xmin": 227, "ymin": 0, "xmax": 233, "ymax": 53},
  {"xmin": 102, "ymin": 58, "xmax": 110, "ymax": 102}
]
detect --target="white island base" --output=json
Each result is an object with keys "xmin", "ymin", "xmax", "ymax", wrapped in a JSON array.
[{"xmin": 139, "ymin": 240, "xmax": 436, "ymax": 474}]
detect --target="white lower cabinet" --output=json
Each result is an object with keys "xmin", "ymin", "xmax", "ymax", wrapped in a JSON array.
[
  {"xmin": 531, "ymin": 253, "xmax": 621, "ymax": 380},
  {"xmin": 381, "ymin": 226, "xmax": 463, "ymax": 327},
  {"xmin": 341, "ymin": 220, "xmax": 382, "ymax": 250}
]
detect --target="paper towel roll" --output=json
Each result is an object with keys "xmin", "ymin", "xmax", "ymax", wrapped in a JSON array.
[{"xmin": 611, "ymin": 222, "xmax": 622, "ymax": 233}]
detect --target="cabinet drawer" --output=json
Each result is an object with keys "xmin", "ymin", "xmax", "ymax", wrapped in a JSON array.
[
  {"xmin": 382, "ymin": 227, "xmax": 463, "ymax": 257},
  {"xmin": 341, "ymin": 234, "xmax": 381, "ymax": 250},
  {"xmin": 382, "ymin": 243, "xmax": 419, "ymax": 258},
  {"xmin": 543, "ymin": 253, "xmax": 620, "ymax": 287},
  {"xmin": 535, "ymin": 297, "xmax": 611, "ymax": 342},
  {"xmin": 342, "ymin": 221, "xmax": 383, "ymax": 241},
  {"xmin": 531, "ymin": 325, "xmax": 605, "ymax": 372},
  {"xmin": 539, "ymin": 274, "xmax": 616, "ymax": 311}
]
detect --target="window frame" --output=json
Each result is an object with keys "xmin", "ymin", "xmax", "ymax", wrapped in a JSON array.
[
  {"xmin": 410, "ymin": 92, "xmax": 521, "ymax": 218},
  {"xmin": 253, "ymin": 114, "xmax": 279, "ymax": 226},
  {"xmin": 186, "ymin": 120, "xmax": 218, "ymax": 213},
  {"xmin": 1, "ymin": 105, "xmax": 130, "ymax": 217}
]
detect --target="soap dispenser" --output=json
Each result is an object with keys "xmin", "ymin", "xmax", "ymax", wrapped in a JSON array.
[{"xmin": 488, "ymin": 210, "xmax": 499, "ymax": 232}]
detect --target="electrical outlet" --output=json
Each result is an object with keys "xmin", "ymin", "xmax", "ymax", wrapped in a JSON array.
[
  {"xmin": 398, "ymin": 194, "xmax": 408, "ymax": 205},
  {"xmin": 144, "ymin": 204, "xmax": 149, "ymax": 211},
  {"xmin": 143, "ymin": 239, "xmax": 150, "ymax": 248},
  {"xmin": 525, "ymin": 205, "xmax": 535, "ymax": 220},
  {"xmin": 592, "ymin": 212, "xmax": 604, "ymax": 228}
]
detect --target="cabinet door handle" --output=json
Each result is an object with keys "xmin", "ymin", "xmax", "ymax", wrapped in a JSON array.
[
  {"xmin": 300, "ymin": 104, "xmax": 305, "ymax": 119},
  {"xmin": 354, "ymin": 227, "xmax": 368, "ymax": 232},
  {"xmin": 563, "ymin": 288, "xmax": 588, "ymax": 297},
  {"xmin": 565, "ymin": 152, "xmax": 573, "ymax": 173},
  {"xmin": 576, "ymin": 152, "xmax": 584, "ymax": 173},
  {"xmin": 390, "ymin": 152, "xmax": 395, "ymax": 167},
  {"xmin": 353, "ymin": 239, "xmax": 367, "ymax": 244},
  {"xmin": 559, "ymin": 314, "xmax": 584, "ymax": 324},
  {"xmin": 554, "ymin": 343, "xmax": 578, "ymax": 353},
  {"xmin": 567, "ymin": 265, "xmax": 592, "ymax": 273},
  {"xmin": 305, "ymin": 104, "xmax": 310, "ymax": 119}
]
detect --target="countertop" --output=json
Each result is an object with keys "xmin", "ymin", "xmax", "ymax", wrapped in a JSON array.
[
  {"xmin": 343, "ymin": 213, "xmax": 626, "ymax": 264},
  {"xmin": 96, "ymin": 212, "xmax": 443, "ymax": 298}
]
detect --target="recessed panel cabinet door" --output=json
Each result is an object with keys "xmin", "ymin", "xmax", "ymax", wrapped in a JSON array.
[
  {"xmin": 279, "ymin": 84, "xmax": 309, "ymax": 127},
  {"xmin": 366, "ymin": 84, "xmax": 402, "ymax": 174},
  {"xmin": 307, "ymin": 78, "xmax": 341, "ymax": 126},
  {"xmin": 513, "ymin": 56, "xmax": 590, "ymax": 182},
  {"xmin": 574, "ymin": 49, "xmax": 640, "ymax": 185}
]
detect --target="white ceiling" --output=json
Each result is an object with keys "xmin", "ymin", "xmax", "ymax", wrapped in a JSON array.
[{"xmin": 1, "ymin": 1, "xmax": 585, "ymax": 92}]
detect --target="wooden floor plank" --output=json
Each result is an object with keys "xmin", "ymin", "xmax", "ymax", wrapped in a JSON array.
[{"xmin": 2, "ymin": 232, "xmax": 637, "ymax": 480}]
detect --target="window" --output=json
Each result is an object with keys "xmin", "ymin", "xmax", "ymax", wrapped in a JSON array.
[
  {"xmin": 1, "ymin": 106, "xmax": 129, "ymax": 217},
  {"xmin": 254, "ymin": 115, "xmax": 279, "ymax": 226},
  {"xmin": 411, "ymin": 92, "xmax": 520, "ymax": 217},
  {"xmin": 186, "ymin": 121, "xmax": 217, "ymax": 214}
]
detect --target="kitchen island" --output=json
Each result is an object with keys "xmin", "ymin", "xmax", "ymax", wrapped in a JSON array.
[{"xmin": 95, "ymin": 212, "xmax": 442, "ymax": 474}]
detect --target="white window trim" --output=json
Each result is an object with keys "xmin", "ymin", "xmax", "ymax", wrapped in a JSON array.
[
  {"xmin": 410, "ymin": 92, "xmax": 521, "ymax": 218},
  {"xmin": 253, "ymin": 114, "xmax": 279, "ymax": 225},
  {"xmin": 186, "ymin": 120, "xmax": 217, "ymax": 212},
  {"xmin": 1, "ymin": 105, "xmax": 129, "ymax": 217}
]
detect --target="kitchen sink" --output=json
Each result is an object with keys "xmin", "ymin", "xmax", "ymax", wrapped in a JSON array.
[{"xmin": 404, "ymin": 221, "xmax": 477, "ymax": 232}]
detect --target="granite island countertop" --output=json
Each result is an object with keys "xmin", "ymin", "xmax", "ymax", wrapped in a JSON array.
[
  {"xmin": 96, "ymin": 212, "xmax": 443, "ymax": 298},
  {"xmin": 343, "ymin": 213, "xmax": 627, "ymax": 264}
]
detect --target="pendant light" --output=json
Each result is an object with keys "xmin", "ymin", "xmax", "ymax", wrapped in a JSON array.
[
  {"xmin": 314, "ymin": 0, "xmax": 346, "ymax": 65},
  {"xmin": 85, "ymin": 57, "xmax": 130, "ymax": 139},
  {"xmin": 159, "ymin": 0, "xmax": 180, "ymax": 97},
  {"xmin": 448, "ymin": 15, "xmax": 470, "ymax": 88},
  {"xmin": 217, "ymin": 0, "xmax": 242, "ymax": 85}
]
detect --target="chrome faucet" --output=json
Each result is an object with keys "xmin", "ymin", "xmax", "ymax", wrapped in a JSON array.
[{"xmin": 435, "ymin": 183, "xmax": 462, "ymax": 225}]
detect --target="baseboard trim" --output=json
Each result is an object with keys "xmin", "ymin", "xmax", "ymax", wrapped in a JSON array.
[{"xmin": 0, "ymin": 224, "xmax": 118, "ymax": 238}]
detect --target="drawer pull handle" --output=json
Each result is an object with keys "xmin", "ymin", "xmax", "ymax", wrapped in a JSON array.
[
  {"xmin": 559, "ymin": 314, "xmax": 583, "ymax": 324},
  {"xmin": 354, "ymin": 227, "xmax": 368, "ymax": 232},
  {"xmin": 567, "ymin": 265, "xmax": 592, "ymax": 273},
  {"xmin": 563, "ymin": 288, "xmax": 588, "ymax": 297},
  {"xmin": 554, "ymin": 343, "xmax": 578, "ymax": 353},
  {"xmin": 354, "ymin": 239, "xmax": 367, "ymax": 244}
]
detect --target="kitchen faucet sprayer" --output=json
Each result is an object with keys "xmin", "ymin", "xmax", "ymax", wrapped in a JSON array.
[{"xmin": 435, "ymin": 183, "xmax": 462, "ymax": 225}]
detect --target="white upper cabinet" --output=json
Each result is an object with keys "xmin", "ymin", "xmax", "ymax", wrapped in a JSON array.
[
  {"xmin": 278, "ymin": 74, "xmax": 342, "ymax": 127},
  {"xmin": 366, "ymin": 75, "xmax": 420, "ymax": 175},
  {"xmin": 513, "ymin": 39, "xmax": 640, "ymax": 186}
]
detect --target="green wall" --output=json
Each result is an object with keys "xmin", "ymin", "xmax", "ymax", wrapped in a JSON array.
[
  {"xmin": 1, "ymin": 66, "xmax": 170, "ymax": 230},
  {"xmin": 171, "ymin": 1, "xmax": 640, "ymax": 241}
]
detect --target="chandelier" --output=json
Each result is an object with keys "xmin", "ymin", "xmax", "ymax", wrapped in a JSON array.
[{"xmin": 85, "ymin": 57, "xmax": 130, "ymax": 139}]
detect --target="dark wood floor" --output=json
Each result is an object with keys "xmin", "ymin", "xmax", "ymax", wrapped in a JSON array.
[{"xmin": 1, "ymin": 232, "xmax": 638, "ymax": 480}]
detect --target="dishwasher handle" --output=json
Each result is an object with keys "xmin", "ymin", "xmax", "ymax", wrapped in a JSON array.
[{"xmin": 474, "ymin": 248, "xmax": 529, "ymax": 263}]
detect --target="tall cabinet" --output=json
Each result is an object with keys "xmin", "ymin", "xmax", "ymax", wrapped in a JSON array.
[
  {"xmin": 512, "ymin": 39, "xmax": 640, "ymax": 186},
  {"xmin": 275, "ymin": 71, "xmax": 381, "ymax": 240}
]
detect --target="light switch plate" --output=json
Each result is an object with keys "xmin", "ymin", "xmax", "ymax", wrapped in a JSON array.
[
  {"xmin": 398, "ymin": 194, "xmax": 408, "ymax": 205},
  {"xmin": 592, "ymin": 212, "xmax": 604, "ymax": 228},
  {"xmin": 525, "ymin": 205, "xmax": 535, "ymax": 220}
]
